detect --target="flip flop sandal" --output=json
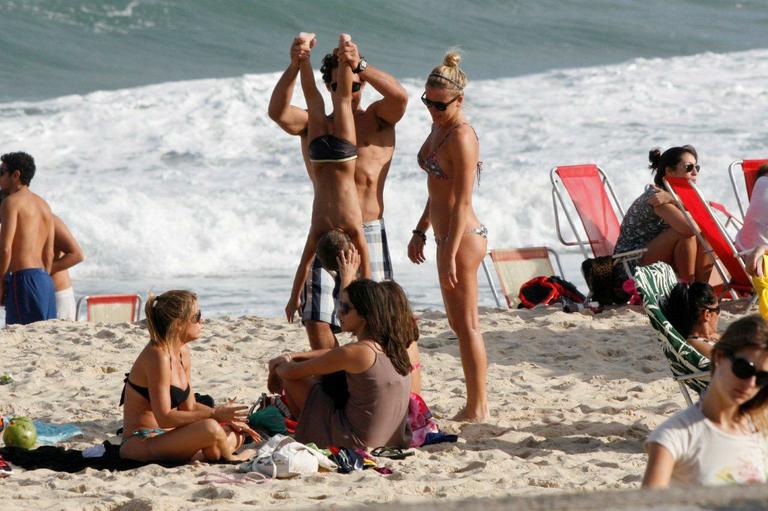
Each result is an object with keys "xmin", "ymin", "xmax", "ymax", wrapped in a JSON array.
[{"xmin": 371, "ymin": 446, "xmax": 414, "ymax": 460}]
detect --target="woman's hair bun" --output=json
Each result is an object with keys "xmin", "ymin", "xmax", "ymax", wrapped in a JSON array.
[
  {"xmin": 443, "ymin": 50, "xmax": 461, "ymax": 68},
  {"xmin": 648, "ymin": 147, "xmax": 662, "ymax": 170}
]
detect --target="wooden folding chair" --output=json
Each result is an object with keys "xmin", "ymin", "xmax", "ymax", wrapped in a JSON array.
[
  {"xmin": 482, "ymin": 246, "xmax": 564, "ymax": 308},
  {"xmin": 728, "ymin": 159, "xmax": 767, "ymax": 219},
  {"xmin": 76, "ymin": 294, "xmax": 142, "ymax": 323}
]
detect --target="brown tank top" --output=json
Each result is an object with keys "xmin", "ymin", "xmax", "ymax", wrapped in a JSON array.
[{"xmin": 344, "ymin": 343, "xmax": 411, "ymax": 448}]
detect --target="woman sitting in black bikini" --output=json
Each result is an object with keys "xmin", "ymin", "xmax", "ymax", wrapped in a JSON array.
[
  {"xmin": 664, "ymin": 282, "xmax": 721, "ymax": 359},
  {"xmin": 285, "ymin": 32, "xmax": 372, "ymax": 323},
  {"xmin": 120, "ymin": 290, "xmax": 258, "ymax": 463}
]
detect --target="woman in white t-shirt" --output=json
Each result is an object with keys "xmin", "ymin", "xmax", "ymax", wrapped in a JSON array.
[{"xmin": 643, "ymin": 315, "xmax": 768, "ymax": 487}]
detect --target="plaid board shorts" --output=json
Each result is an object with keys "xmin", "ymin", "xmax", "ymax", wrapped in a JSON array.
[{"xmin": 300, "ymin": 218, "xmax": 393, "ymax": 331}]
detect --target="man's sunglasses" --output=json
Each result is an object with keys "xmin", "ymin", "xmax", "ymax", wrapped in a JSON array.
[
  {"xmin": 704, "ymin": 305, "xmax": 720, "ymax": 314},
  {"xmin": 331, "ymin": 82, "xmax": 362, "ymax": 93},
  {"xmin": 421, "ymin": 92, "xmax": 460, "ymax": 112},
  {"xmin": 680, "ymin": 162, "xmax": 701, "ymax": 173},
  {"xmin": 339, "ymin": 302, "xmax": 354, "ymax": 315},
  {"xmin": 728, "ymin": 353, "xmax": 768, "ymax": 387}
]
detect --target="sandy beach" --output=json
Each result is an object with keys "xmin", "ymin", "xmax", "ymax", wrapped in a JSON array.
[{"xmin": 0, "ymin": 304, "xmax": 745, "ymax": 509}]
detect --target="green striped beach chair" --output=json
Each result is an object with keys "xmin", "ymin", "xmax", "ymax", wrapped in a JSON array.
[{"xmin": 633, "ymin": 262, "xmax": 711, "ymax": 405}]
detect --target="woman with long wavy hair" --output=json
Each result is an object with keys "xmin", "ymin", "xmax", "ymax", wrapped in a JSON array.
[{"xmin": 268, "ymin": 279, "xmax": 412, "ymax": 448}]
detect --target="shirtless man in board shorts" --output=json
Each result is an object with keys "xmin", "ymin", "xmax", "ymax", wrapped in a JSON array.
[
  {"xmin": 0, "ymin": 152, "xmax": 56, "ymax": 325},
  {"xmin": 269, "ymin": 34, "xmax": 407, "ymax": 349}
]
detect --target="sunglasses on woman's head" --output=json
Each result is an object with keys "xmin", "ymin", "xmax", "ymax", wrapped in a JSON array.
[
  {"xmin": 421, "ymin": 92, "xmax": 460, "ymax": 112},
  {"xmin": 680, "ymin": 162, "xmax": 701, "ymax": 173},
  {"xmin": 727, "ymin": 353, "xmax": 768, "ymax": 387},
  {"xmin": 331, "ymin": 82, "xmax": 362, "ymax": 93}
]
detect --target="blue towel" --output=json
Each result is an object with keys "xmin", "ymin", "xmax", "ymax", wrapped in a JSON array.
[{"xmin": 33, "ymin": 421, "xmax": 83, "ymax": 445}]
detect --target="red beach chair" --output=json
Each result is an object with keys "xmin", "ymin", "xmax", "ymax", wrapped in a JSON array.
[
  {"xmin": 728, "ymin": 159, "xmax": 767, "ymax": 219},
  {"xmin": 550, "ymin": 164, "xmax": 645, "ymax": 275},
  {"xmin": 664, "ymin": 176, "xmax": 754, "ymax": 300},
  {"xmin": 76, "ymin": 294, "xmax": 142, "ymax": 323},
  {"xmin": 482, "ymin": 246, "xmax": 564, "ymax": 308}
]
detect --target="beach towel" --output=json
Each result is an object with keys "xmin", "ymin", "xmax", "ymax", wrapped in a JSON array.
[
  {"xmin": 33, "ymin": 421, "xmax": 83, "ymax": 445},
  {"xmin": 0, "ymin": 442, "xmax": 186, "ymax": 473},
  {"xmin": 408, "ymin": 393, "xmax": 439, "ymax": 447}
]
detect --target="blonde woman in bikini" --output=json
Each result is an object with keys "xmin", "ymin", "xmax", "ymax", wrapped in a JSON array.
[{"xmin": 408, "ymin": 50, "xmax": 488, "ymax": 421}]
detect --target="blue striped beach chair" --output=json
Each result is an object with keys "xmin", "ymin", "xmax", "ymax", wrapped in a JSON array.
[{"xmin": 633, "ymin": 262, "xmax": 711, "ymax": 405}]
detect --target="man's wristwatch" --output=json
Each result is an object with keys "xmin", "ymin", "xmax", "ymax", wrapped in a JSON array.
[{"xmin": 353, "ymin": 57, "xmax": 368, "ymax": 74}]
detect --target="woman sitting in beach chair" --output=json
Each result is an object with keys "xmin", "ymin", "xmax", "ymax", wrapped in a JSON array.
[
  {"xmin": 663, "ymin": 282, "xmax": 721, "ymax": 359},
  {"xmin": 285, "ymin": 33, "xmax": 371, "ymax": 322},
  {"xmin": 268, "ymin": 275, "xmax": 413, "ymax": 449},
  {"xmin": 643, "ymin": 315, "xmax": 768, "ymax": 487},
  {"xmin": 120, "ymin": 290, "xmax": 259, "ymax": 463},
  {"xmin": 614, "ymin": 146, "xmax": 712, "ymax": 282},
  {"xmin": 736, "ymin": 164, "xmax": 768, "ymax": 269}
]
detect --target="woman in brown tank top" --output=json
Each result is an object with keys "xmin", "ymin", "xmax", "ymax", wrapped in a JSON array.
[{"xmin": 268, "ymin": 278, "xmax": 415, "ymax": 448}]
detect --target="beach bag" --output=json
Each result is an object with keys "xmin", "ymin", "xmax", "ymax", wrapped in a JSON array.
[
  {"xmin": 518, "ymin": 276, "xmax": 586, "ymax": 309},
  {"xmin": 239, "ymin": 434, "xmax": 334, "ymax": 478},
  {"xmin": 581, "ymin": 256, "xmax": 630, "ymax": 306}
]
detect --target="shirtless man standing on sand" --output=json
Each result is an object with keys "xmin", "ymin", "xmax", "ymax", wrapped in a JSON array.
[
  {"xmin": 52, "ymin": 215, "xmax": 85, "ymax": 320},
  {"xmin": 0, "ymin": 152, "xmax": 56, "ymax": 325},
  {"xmin": 269, "ymin": 34, "xmax": 408, "ymax": 349}
]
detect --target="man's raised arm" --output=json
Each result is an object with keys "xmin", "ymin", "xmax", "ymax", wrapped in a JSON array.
[
  {"xmin": 268, "ymin": 37, "xmax": 311, "ymax": 136},
  {"xmin": 340, "ymin": 40, "xmax": 408, "ymax": 125}
]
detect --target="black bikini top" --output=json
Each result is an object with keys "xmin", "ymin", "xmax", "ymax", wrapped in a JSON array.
[
  {"xmin": 308, "ymin": 134, "xmax": 358, "ymax": 163},
  {"xmin": 119, "ymin": 352, "xmax": 191, "ymax": 409}
]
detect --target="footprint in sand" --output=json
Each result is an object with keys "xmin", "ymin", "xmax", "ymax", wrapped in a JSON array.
[{"xmin": 453, "ymin": 460, "xmax": 486, "ymax": 473}]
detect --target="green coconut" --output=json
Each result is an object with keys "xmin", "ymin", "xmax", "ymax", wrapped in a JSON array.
[{"xmin": 3, "ymin": 417, "xmax": 37, "ymax": 449}]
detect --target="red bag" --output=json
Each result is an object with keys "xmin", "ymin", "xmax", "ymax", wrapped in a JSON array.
[{"xmin": 518, "ymin": 276, "xmax": 585, "ymax": 309}]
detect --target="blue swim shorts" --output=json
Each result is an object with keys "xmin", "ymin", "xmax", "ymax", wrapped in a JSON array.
[{"xmin": 5, "ymin": 268, "xmax": 57, "ymax": 325}]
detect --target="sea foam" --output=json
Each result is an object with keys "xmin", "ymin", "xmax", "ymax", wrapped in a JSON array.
[{"xmin": 1, "ymin": 49, "xmax": 767, "ymax": 313}]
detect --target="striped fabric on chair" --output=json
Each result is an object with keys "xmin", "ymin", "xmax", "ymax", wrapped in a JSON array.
[{"xmin": 633, "ymin": 262, "xmax": 710, "ymax": 404}]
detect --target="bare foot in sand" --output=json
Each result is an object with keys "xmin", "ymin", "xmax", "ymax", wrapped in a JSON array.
[
  {"xmin": 228, "ymin": 447, "xmax": 259, "ymax": 461},
  {"xmin": 452, "ymin": 406, "xmax": 489, "ymax": 423}
]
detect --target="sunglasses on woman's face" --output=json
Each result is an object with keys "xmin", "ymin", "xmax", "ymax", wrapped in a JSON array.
[
  {"xmin": 339, "ymin": 301, "xmax": 354, "ymax": 315},
  {"xmin": 680, "ymin": 162, "xmax": 701, "ymax": 173},
  {"xmin": 193, "ymin": 310, "xmax": 203, "ymax": 323},
  {"xmin": 331, "ymin": 82, "xmax": 362, "ymax": 93},
  {"xmin": 728, "ymin": 353, "xmax": 768, "ymax": 387},
  {"xmin": 421, "ymin": 92, "xmax": 460, "ymax": 112}
]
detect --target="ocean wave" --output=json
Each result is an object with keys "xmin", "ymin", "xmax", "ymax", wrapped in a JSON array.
[{"xmin": 1, "ymin": 48, "xmax": 767, "ymax": 279}]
